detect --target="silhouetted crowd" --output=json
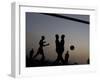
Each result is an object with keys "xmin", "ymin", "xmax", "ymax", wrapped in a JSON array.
[{"xmin": 26, "ymin": 34, "xmax": 89, "ymax": 67}]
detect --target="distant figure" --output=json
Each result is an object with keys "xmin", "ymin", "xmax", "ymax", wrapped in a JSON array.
[
  {"xmin": 29, "ymin": 48, "xmax": 34, "ymax": 65},
  {"xmin": 29, "ymin": 48, "xmax": 34, "ymax": 59},
  {"xmin": 87, "ymin": 58, "xmax": 90, "ymax": 64},
  {"xmin": 54, "ymin": 34, "xmax": 65, "ymax": 64},
  {"xmin": 55, "ymin": 34, "xmax": 60, "ymax": 55},
  {"xmin": 33, "ymin": 36, "xmax": 49, "ymax": 62},
  {"xmin": 60, "ymin": 34, "xmax": 65, "ymax": 54},
  {"xmin": 65, "ymin": 51, "xmax": 69, "ymax": 64}
]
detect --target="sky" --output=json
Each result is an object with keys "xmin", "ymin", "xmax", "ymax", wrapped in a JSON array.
[{"xmin": 26, "ymin": 12, "xmax": 89, "ymax": 64}]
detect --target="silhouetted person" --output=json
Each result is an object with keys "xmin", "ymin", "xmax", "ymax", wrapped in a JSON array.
[
  {"xmin": 87, "ymin": 58, "xmax": 90, "ymax": 64},
  {"xmin": 29, "ymin": 48, "xmax": 34, "ymax": 66},
  {"xmin": 29, "ymin": 48, "xmax": 34, "ymax": 59},
  {"xmin": 55, "ymin": 34, "xmax": 60, "ymax": 54},
  {"xmin": 54, "ymin": 34, "xmax": 65, "ymax": 64},
  {"xmin": 60, "ymin": 34, "xmax": 65, "ymax": 54},
  {"xmin": 65, "ymin": 51, "xmax": 69, "ymax": 64},
  {"xmin": 33, "ymin": 36, "xmax": 49, "ymax": 62}
]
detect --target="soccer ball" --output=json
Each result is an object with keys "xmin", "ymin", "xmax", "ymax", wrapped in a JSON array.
[{"xmin": 70, "ymin": 45, "xmax": 75, "ymax": 50}]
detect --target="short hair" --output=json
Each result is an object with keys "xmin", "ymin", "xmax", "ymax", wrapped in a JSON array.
[
  {"xmin": 41, "ymin": 36, "xmax": 45, "ymax": 39},
  {"xmin": 61, "ymin": 34, "xmax": 65, "ymax": 39},
  {"xmin": 55, "ymin": 34, "xmax": 59, "ymax": 38}
]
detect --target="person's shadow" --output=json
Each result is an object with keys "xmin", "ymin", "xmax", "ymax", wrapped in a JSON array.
[{"xmin": 54, "ymin": 34, "xmax": 65, "ymax": 64}]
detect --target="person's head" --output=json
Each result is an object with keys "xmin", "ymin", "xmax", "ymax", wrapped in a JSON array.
[
  {"xmin": 55, "ymin": 34, "xmax": 59, "ymax": 39},
  {"xmin": 66, "ymin": 50, "xmax": 69, "ymax": 54},
  {"xmin": 41, "ymin": 36, "xmax": 45, "ymax": 40},
  {"xmin": 61, "ymin": 34, "xmax": 65, "ymax": 40}
]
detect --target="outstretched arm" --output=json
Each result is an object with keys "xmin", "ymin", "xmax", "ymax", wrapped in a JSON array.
[
  {"xmin": 43, "ymin": 43, "xmax": 50, "ymax": 46},
  {"xmin": 43, "ymin": 41, "xmax": 46, "ymax": 43}
]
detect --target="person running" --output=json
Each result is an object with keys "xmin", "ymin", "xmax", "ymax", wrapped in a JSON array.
[{"xmin": 33, "ymin": 36, "xmax": 49, "ymax": 62}]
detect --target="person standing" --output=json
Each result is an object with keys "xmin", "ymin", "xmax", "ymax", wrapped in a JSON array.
[{"xmin": 54, "ymin": 34, "xmax": 65, "ymax": 64}]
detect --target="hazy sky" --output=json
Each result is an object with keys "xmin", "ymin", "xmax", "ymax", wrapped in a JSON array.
[{"xmin": 26, "ymin": 12, "xmax": 89, "ymax": 64}]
